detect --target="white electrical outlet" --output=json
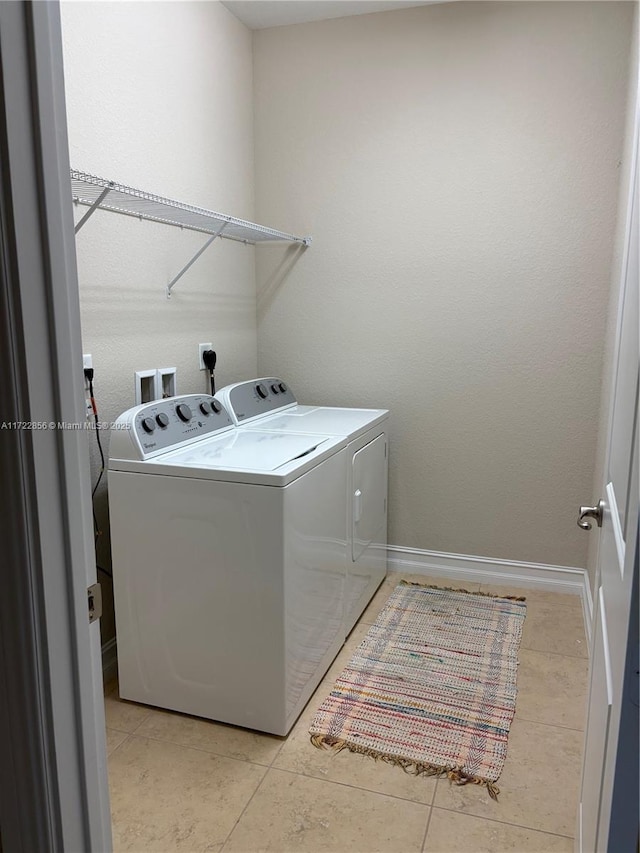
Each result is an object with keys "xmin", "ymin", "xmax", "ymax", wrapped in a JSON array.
[
  {"xmin": 83, "ymin": 354, "xmax": 93, "ymax": 398},
  {"xmin": 83, "ymin": 355, "xmax": 93, "ymax": 419},
  {"xmin": 198, "ymin": 343, "xmax": 212, "ymax": 370}
]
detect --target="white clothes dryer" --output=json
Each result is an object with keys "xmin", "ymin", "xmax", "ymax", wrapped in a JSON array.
[
  {"xmin": 108, "ymin": 393, "xmax": 349, "ymax": 735},
  {"xmin": 215, "ymin": 378, "xmax": 389, "ymax": 634}
]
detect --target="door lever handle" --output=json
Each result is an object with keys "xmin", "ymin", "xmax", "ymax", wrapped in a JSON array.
[{"xmin": 577, "ymin": 500, "xmax": 605, "ymax": 531}]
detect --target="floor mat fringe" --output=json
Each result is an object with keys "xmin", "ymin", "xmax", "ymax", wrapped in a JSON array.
[
  {"xmin": 399, "ymin": 579, "xmax": 526, "ymax": 601},
  {"xmin": 309, "ymin": 733, "xmax": 500, "ymax": 800}
]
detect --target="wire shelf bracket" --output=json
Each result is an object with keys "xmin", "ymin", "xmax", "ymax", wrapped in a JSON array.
[
  {"xmin": 70, "ymin": 169, "xmax": 312, "ymax": 297},
  {"xmin": 165, "ymin": 222, "xmax": 228, "ymax": 298}
]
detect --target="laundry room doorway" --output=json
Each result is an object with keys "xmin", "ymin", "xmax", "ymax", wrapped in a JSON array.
[{"xmin": 0, "ymin": 2, "xmax": 638, "ymax": 852}]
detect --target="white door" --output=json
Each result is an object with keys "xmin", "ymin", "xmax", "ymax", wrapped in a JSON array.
[{"xmin": 576, "ymin": 102, "xmax": 639, "ymax": 853}]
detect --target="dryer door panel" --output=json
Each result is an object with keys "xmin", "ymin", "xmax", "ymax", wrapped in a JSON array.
[{"xmin": 352, "ymin": 433, "xmax": 387, "ymax": 562}]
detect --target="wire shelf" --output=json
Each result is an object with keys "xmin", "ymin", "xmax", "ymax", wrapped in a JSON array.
[{"xmin": 70, "ymin": 169, "xmax": 311, "ymax": 246}]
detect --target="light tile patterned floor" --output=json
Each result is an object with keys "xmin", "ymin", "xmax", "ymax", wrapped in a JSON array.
[{"xmin": 104, "ymin": 573, "xmax": 587, "ymax": 852}]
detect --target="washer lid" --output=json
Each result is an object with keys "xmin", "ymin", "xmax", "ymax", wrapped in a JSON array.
[
  {"xmin": 109, "ymin": 428, "xmax": 347, "ymax": 485},
  {"xmin": 246, "ymin": 406, "xmax": 388, "ymax": 437},
  {"xmin": 158, "ymin": 429, "xmax": 334, "ymax": 471}
]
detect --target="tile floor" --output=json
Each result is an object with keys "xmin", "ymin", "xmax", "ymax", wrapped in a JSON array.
[{"xmin": 104, "ymin": 573, "xmax": 588, "ymax": 852}]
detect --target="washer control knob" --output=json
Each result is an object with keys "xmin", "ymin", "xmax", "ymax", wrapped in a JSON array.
[
  {"xmin": 155, "ymin": 412, "xmax": 170, "ymax": 428},
  {"xmin": 211, "ymin": 399, "xmax": 222, "ymax": 413},
  {"xmin": 141, "ymin": 417, "xmax": 156, "ymax": 434},
  {"xmin": 199, "ymin": 401, "xmax": 212, "ymax": 416},
  {"xmin": 270, "ymin": 383, "xmax": 280, "ymax": 394},
  {"xmin": 176, "ymin": 403, "xmax": 192, "ymax": 422},
  {"xmin": 256, "ymin": 383, "xmax": 268, "ymax": 399},
  {"xmin": 278, "ymin": 382, "xmax": 287, "ymax": 393}
]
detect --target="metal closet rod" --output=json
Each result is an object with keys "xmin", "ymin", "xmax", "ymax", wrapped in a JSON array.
[{"xmin": 70, "ymin": 169, "xmax": 312, "ymax": 297}]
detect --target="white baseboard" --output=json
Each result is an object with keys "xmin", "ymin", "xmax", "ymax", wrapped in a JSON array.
[
  {"xmin": 101, "ymin": 636, "xmax": 117, "ymax": 683},
  {"xmin": 387, "ymin": 544, "xmax": 586, "ymax": 592}
]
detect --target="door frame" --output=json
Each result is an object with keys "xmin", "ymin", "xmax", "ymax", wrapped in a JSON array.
[{"xmin": 0, "ymin": 2, "xmax": 111, "ymax": 850}]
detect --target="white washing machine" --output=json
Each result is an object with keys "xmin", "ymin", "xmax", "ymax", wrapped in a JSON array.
[
  {"xmin": 215, "ymin": 378, "xmax": 389, "ymax": 635},
  {"xmin": 108, "ymin": 393, "xmax": 349, "ymax": 735}
]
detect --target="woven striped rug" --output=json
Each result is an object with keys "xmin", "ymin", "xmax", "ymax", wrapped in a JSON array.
[{"xmin": 309, "ymin": 581, "xmax": 527, "ymax": 799}]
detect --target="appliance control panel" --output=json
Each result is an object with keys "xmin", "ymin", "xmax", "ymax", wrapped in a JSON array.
[
  {"xmin": 112, "ymin": 394, "xmax": 234, "ymax": 460},
  {"xmin": 216, "ymin": 378, "xmax": 297, "ymax": 424}
]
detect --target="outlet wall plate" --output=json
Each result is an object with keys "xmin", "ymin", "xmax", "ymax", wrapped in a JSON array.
[
  {"xmin": 134, "ymin": 368, "xmax": 178, "ymax": 404},
  {"xmin": 158, "ymin": 367, "xmax": 177, "ymax": 399},
  {"xmin": 135, "ymin": 369, "xmax": 158, "ymax": 406},
  {"xmin": 199, "ymin": 342, "xmax": 212, "ymax": 370}
]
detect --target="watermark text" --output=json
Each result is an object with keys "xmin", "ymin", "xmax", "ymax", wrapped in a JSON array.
[{"xmin": 1, "ymin": 421, "xmax": 129, "ymax": 431}]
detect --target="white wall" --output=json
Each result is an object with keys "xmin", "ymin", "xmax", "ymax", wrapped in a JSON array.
[
  {"xmin": 61, "ymin": 0, "xmax": 255, "ymax": 641},
  {"xmin": 254, "ymin": 1, "xmax": 634, "ymax": 569}
]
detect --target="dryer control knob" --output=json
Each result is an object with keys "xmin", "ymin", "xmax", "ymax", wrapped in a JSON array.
[
  {"xmin": 155, "ymin": 412, "xmax": 170, "ymax": 428},
  {"xmin": 199, "ymin": 401, "xmax": 212, "ymax": 416},
  {"xmin": 256, "ymin": 383, "xmax": 268, "ymax": 399},
  {"xmin": 176, "ymin": 403, "xmax": 192, "ymax": 422},
  {"xmin": 211, "ymin": 400, "xmax": 222, "ymax": 413},
  {"xmin": 278, "ymin": 382, "xmax": 287, "ymax": 393},
  {"xmin": 270, "ymin": 383, "xmax": 280, "ymax": 394},
  {"xmin": 141, "ymin": 417, "xmax": 156, "ymax": 433}
]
